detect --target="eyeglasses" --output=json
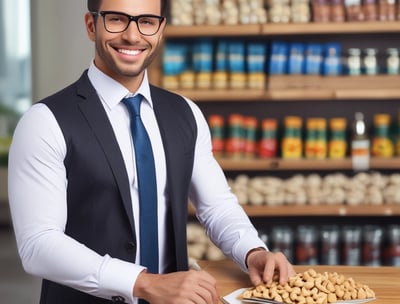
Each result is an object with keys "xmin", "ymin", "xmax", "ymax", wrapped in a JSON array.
[{"xmin": 91, "ymin": 11, "xmax": 165, "ymax": 36}]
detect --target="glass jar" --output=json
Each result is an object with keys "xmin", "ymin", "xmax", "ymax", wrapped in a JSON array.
[
  {"xmin": 282, "ymin": 116, "xmax": 303, "ymax": 159},
  {"xmin": 386, "ymin": 48, "xmax": 399, "ymax": 75},
  {"xmin": 372, "ymin": 113, "xmax": 394, "ymax": 157},
  {"xmin": 208, "ymin": 115, "xmax": 225, "ymax": 157},
  {"xmin": 347, "ymin": 48, "xmax": 362, "ymax": 75},
  {"xmin": 258, "ymin": 119, "xmax": 278, "ymax": 158},
  {"xmin": 363, "ymin": 48, "xmax": 378, "ymax": 75},
  {"xmin": 329, "ymin": 118, "xmax": 347, "ymax": 159}
]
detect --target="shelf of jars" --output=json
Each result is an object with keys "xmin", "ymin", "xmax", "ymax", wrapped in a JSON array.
[
  {"xmin": 165, "ymin": 21, "xmax": 400, "ymax": 37},
  {"xmin": 215, "ymin": 157, "xmax": 400, "ymax": 171},
  {"xmin": 165, "ymin": 75, "xmax": 400, "ymax": 102}
]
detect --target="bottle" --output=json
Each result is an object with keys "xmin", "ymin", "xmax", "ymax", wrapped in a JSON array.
[
  {"xmin": 372, "ymin": 113, "xmax": 394, "ymax": 157},
  {"xmin": 351, "ymin": 112, "xmax": 370, "ymax": 171},
  {"xmin": 386, "ymin": 48, "xmax": 400, "ymax": 75},
  {"xmin": 363, "ymin": 48, "xmax": 378, "ymax": 75},
  {"xmin": 347, "ymin": 48, "xmax": 362, "ymax": 75}
]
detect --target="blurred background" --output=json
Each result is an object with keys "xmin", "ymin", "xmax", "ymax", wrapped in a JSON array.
[{"xmin": 0, "ymin": 1, "xmax": 91, "ymax": 303}]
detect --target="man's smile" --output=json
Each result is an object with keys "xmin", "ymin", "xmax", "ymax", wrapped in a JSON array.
[{"xmin": 117, "ymin": 48, "xmax": 143, "ymax": 56}]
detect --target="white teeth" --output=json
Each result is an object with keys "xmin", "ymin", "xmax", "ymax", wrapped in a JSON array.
[{"xmin": 118, "ymin": 49, "xmax": 141, "ymax": 55}]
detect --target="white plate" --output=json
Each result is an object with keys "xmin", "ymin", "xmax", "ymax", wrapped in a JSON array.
[{"xmin": 221, "ymin": 288, "xmax": 376, "ymax": 304}]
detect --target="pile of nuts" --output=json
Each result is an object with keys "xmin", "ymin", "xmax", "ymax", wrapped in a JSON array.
[
  {"xmin": 241, "ymin": 268, "xmax": 375, "ymax": 304},
  {"xmin": 170, "ymin": 0, "xmax": 268, "ymax": 25},
  {"xmin": 229, "ymin": 172, "xmax": 400, "ymax": 206}
]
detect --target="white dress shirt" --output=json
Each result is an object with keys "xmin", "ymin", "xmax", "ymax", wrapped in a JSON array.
[{"xmin": 8, "ymin": 62, "xmax": 267, "ymax": 303}]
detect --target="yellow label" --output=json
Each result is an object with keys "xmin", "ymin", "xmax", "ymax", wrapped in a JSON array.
[
  {"xmin": 329, "ymin": 141, "xmax": 347, "ymax": 159},
  {"xmin": 282, "ymin": 138, "xmax": 302, "ymax": 158}
]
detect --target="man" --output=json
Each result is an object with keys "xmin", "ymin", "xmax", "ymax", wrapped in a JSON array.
[{"xmin": 8, "ymin": 0, "xmax": 295, "ymax": 303}]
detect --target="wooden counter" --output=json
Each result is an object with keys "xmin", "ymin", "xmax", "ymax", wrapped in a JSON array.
[{"xmin": 198, "ymin": 260, "xmax": 400, "ymax": 304}]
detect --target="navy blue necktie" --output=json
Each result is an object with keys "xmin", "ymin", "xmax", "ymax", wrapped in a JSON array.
[{"xmin": 123, "ymin": 95, "xmax": 159, "ymax": 281}]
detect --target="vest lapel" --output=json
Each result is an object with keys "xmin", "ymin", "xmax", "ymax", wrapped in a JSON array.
[{"xmin": 75, "ymin": 74, "xmax": 136, "ymax": 236}]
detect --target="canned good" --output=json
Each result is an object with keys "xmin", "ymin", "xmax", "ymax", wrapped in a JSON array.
[
  {"xmin": 362, "ymin": 225, "xmax": 383, "ymax": 266},
  {"xmin": 271, "ymin": 226, "xmax": 294, "ymax": 263},
  {"xmin": 296, "ymin": 225, "xmax": 318, "ymax": 265},
  {"xmin": 384, "ymin": 225, "xmax": 400, "ymax": 266},
  {"xmin": 342, "ymin": 226, "xmax": 362, "ymax": 265},
  {"xmin": 320, "ymin": 226, "xmax": 340, "ymax": 265}
]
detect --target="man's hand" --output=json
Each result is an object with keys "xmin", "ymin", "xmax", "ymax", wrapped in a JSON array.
[
  {"xmin": 246, "ymin": 249, "xmax": 296, "ymax": 286},
  {"xmin": 133, "ymin": 269, "xmax": 219, "ymax": 304}
]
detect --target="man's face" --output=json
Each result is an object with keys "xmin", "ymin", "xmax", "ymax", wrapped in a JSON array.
[{"xmin": 85, "ymin": 0, "xmax": 165, "ymax": 85}]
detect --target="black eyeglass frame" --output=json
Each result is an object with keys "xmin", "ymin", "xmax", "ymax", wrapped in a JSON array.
[{"xmin": 91, "ymin": 11, "xmax": 166, "ymax": 36}]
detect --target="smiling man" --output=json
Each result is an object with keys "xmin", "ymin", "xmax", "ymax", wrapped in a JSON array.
[{"xmin": 8, "ymin": 0, "xmax": 295, "ymax": 304}]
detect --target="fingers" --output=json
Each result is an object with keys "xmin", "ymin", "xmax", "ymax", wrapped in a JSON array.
[
  {"xmin": 247, "ymin": 250, "xmax": 296, "ymax": 287},
  {"xmin": 248, "ymin": 265, "xmax": 263, "ymax": 286},
  {"xmin": 263, "ymin": 252, "xmax": 296, "ymax": 285},
  {"xmin": 196, "ymin": 270, "xmax": 219, "ymax": 304}
]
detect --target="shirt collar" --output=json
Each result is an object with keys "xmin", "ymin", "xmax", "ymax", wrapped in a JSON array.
[{"xmin": 87, "ymin": 61, "xmax": 153, "ymax": 110}]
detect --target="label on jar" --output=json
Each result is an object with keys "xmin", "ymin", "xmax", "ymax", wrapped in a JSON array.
[{"xmin": 351, "ymin": 139, "xmax": 370, "ymax": 171}]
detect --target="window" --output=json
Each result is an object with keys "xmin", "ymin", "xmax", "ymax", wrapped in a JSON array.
[{"xmin": 0, "ymin": 0, "xmax": 31, "ymax": 165}]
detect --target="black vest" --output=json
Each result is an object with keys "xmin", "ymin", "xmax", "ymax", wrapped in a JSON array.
[{"xmin": 39, "ymin": 71, "xmax": 197, "ymax": 304}]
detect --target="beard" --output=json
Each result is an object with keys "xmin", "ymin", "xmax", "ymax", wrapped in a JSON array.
[{"xmin": 94, "ymin": 39, "xmax": 161, "ymax": 80}]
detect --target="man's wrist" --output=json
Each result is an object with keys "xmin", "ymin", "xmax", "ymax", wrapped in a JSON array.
[{"xmin": 245, "ymin": 247, "xmax": 267, "ymax": 268}]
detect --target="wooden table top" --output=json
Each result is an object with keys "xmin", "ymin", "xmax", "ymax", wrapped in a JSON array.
[{"xmin": 199, "ymin": 260, "xmax": 400, "ymax": 304}]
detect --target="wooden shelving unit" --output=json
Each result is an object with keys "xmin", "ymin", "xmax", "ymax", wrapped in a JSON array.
[
  {"xmin": 216, "ymin": 157, "xmax": 400, "ymax": 171},
  {"xmin": 241, "ymin": 204, "xmax": 400, "ymax": 217},
  {"xmin": 161, "ymin": 21, "xmax": 400, "ymax": 220},
  {"xmin": 188, "ymin": 203, "xmax": 400, "ymax": 217},
  {"xmin": 165, "ymin": 21, "xmax": 400, "ymax": 37}
]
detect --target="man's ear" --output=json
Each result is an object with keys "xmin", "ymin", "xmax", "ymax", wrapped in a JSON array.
[{"xmin": 85, "ymin": 12, "xmax": 96, "ymax": 41}]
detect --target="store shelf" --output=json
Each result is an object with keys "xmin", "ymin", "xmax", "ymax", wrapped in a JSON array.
[
  {"xmin": 165, "ymin": 24, "xmax": 261, "ymax": 37},
  {"xmin": 261, "ymin": 21, "xmax": 400, "ymax": 35},
  {"xmin": 216, "ymin": 157, "xmax": 400, "ymax": 171},
  {"xmin": 168, "ymin": 75, "xmax": 400, "ymax": 102},
  {"xmin": 165, "ymin": 21, "xmax": 400, "ymax": 37},
  {"xmin": 188, "ymin": 203, "xmax": 400, "ymax": 217},
  {"xmin": 173, "ymin": 88, "xmax": 400, "ymax": 102},
  {"xmin": 241, "ymin": 204, "xmax": 400, "ymax": 217}
]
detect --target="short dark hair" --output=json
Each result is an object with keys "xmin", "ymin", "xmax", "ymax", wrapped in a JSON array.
[{"xmin": 87, "ymin": 0, "xmax": 169, "ymax": 17}]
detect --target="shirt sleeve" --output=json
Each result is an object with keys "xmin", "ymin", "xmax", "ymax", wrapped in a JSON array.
[
  {"xmin": 185, "ymin": 99, "xmax": 267, "ymax": 272},
  {"xmin": 8, "ymin": 103, "xmax": 144, "ymax": 304}
]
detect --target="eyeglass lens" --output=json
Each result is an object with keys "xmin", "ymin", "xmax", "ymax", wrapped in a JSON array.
[{"xmin": 103, "ymin": 13, "xmax": 162, "ymax": 35}]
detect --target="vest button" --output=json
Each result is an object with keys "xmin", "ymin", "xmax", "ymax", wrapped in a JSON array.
[
  {"xmin": 125, "ymin": 241, "xmax": 136, "ymax": 252},
  {"xmin": 111, "ymin": 295, "xmax": 125, "ymax": 302}
]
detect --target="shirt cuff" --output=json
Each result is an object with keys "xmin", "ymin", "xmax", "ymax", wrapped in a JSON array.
[
  {"xmin": 99, "ymin": 255, "xmax": 146, "ymax": 304},
  {"xmin": 232, "ymin": 234, "xmax": 268, "ymax": 273}
]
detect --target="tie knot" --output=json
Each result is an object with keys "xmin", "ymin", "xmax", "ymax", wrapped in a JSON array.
[{"xmin": 123, "ymin": 94, "xmax": 143, "ymax": 117}]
